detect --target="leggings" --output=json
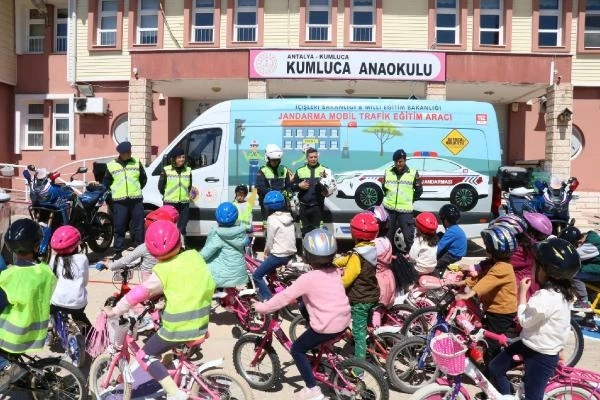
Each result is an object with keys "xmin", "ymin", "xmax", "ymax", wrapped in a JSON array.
[
  {"xmin": 141, "ymin": 333, "xmax": 178, "ymax": 382},
  {"xmin": 50, "ymin": 304, "xmax": 92, "ymax": 334},
  {"xmin": 290, "ymin": 328, "xmax": 341, "ymax": 388}
]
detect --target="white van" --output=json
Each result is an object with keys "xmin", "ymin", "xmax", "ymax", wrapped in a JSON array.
[{"xmin": 142, "ymin": 98, "xmax": 502, "ymax": 239}]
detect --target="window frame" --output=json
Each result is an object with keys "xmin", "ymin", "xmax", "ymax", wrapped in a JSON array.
[
  {"xmin": 184, "ymin": 0, "xmax": 220, "ymax": 48},
  {"xmin": 350, "ymin": 0, "xmax": 375, "ymax": 43},
  {"xmin": 538, "ymin": 0, "xmax": 561, "ymax": 46},
  {"xmin": 479, "ymin": 0, "xmax": 504, "ymax": 46},
  {"xmin": 578, "ymin": 0, "xmax": 600, "ymax": 53},
  {"xmin": 428, "ymin": 0, "xmax": 467, "ymax": 50},
  {"xmin": 473, "ymin": 0, "xmax": 513, "ymax": 51},
  {"xmin": 137, "ymin": 0, "xmax": 159, "ymax": 45},
  {"xmin": 234, "ymin": 0, "xmax": 257, "ymax": 42},
  {"xmin": 300, "ymin": 0, "xmax": 337, "ymax": 46},
  {"xmin": 25, "ymin": 103, "xmax": 45, "ymax": 150},
  {"xmin": 533, "ymin": 0, "xmax": 571, "ymax": 52},
  {"xmin": 128, "ymin": 0, "xmax": 164, "ymax": 48},
  {"xmin": 226, "ymin": 0, "xmax": 264, "ymax": 47},
  {"xmin": 97, "ymin": 0, "xmax": 118, "ymax": 46},
  {"xmin": 343, "ymin": 0, "xmax": 381, "ymax": 47},
  {"xmin": 192, "ymin": 0, "xmax": 215, "ymax": 43},
  {"xmin": 89, "ymin": 0, "xmax": 124, "ymax": 51},
  {"xmin": 54, "ymin": 7, "xmax": 68, "ymax": 53},
  {"xmin": 307, "ymin": 0, "xmax": 331, "ymax": 42},
  {"xmin": 52, "ymin": 101, "xmax": 71, "ymax": 150},
  {"xmin": 27, "ymin": 8, "xmax": 45, "ymax": 54}
]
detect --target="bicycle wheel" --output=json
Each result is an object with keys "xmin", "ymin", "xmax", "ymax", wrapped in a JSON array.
[
  {"xmin": 29, "ymin": 358, "xmax": 89, "ymax": 400},
  {"xmin": 67, "ymin": 332, "xmax": 87, "ymax": 368},
  {"xmin": 232, "ymin": 334, "xmax": 282, "ymax": 391},
  {"xmin": 289, "ymin": 314, "xmax": 309, "ymax": 342},
  {"xmin": 383, "ymin": 304, "xmax": 416, "ymax": 327},
  {"xmin": 545, "ymin": 384, "xmax": 600, "ymax": 400},
  {"xmin": 385, "ymin": 336, "xmax": 439, "ymax": 393},
  {"xmin": 89, "ymin": 353, "xmax": 132, "ymax": 400},
  {"xmin": 367, "ymin": 332, "xmax": 403, "ymax": 369},
  {"xmin": 328, "ymin": 357, "xmax": 389, "ymax": 400},
  {"xmin": 236, "ymin": 294, "xmax": 270, "ymax": 333},
  {"xmin": 190, "ymin": 368, "xmax": 255, "ymax": 400},
  {"xmin": 562, "ymin": 318, "xmax": 584, "ymax": 367},
  {"xmin": 400, "ymin": 306, "xmax": 439, "ymax": 337},
  {"xmin": 410, "ymin": 383, "xmax": 469, "ymax": 399}
]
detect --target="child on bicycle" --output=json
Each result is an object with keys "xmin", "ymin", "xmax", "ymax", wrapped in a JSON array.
[
  {"xmin": 436, "ymin": 204, "xmax": 467, "ymax": 277},
  {"xmin": 105, "ymin": 220, "xmax": 216, "ymax": 400},
  {"xmin": 409, "ymin": 211, "xmax": 439, "ymax": 275},
  {"xmin": 368, "ymin": 205, "xmax": 396, "ymax": 308},
  {"xmin": 200, "ymin": 202, "xmax": 248, "ymax": 288},
  {"xmin": 48, "ymin": 225, "xmax": 92, "ymax": 337},
  {"xmin": 0, "ymin": 219, "xmax": 57, "ymax": 392},
  {"xmin": 254, "ymin": 229, "xmax": 351, "ymax": 400},
  {"xmin": 252, "ymin": 191, "xmax": 297, "ymax": 300},
  {"xmin": 334, "ymin": 212, "xmax": 380, "ymax": 367},
  {"xmin": 233, "ymin": 184, "xmax": 253, "ymax": 227},
  {"xmin": 520, "ymin": 211, "xmax": 553, "ymax": 298},
  {"xmin": 489, "ymin": 238, "xmax": 581, "ymax": 400}
]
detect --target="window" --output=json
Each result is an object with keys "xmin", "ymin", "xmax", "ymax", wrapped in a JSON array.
[
  {"xmin": 138, "ymin": 0, "xmax": 159, "ymax": 45},
  {"xmin": 187, "ymin": 128, "xmax": 222, "ymax": 169},
  {"xmin": 235, "ymin": 0, "xmax": 257, "ymax": 42},
  {"xmin": 307, "ymin": 0, "xmax": 330, "ymax": 41},
  {"xmin": 423, "ymin": 158, "xmax": 459, "ymax": 172},
  {"xmin": 192, "ymin": 0, "xmax": 214, "ymax": 43},
  {"xmin": 27, "ymin": 9, "xmax": 45, "ymax": 53},
  {"xmin": 331, "ymin": 128, "xmax": 338, "ymax": 137},
  {"xmin": 296, "ymin": 141, "xmax": 303, "ymax": 149},
  {"xmin": 296, "ymin": 129, "xmax": 304, "ymax": 137},
  {"xmin": 307, "ymin": 128, "xmax": 315, "ymax": 136},
  {"xmin": 539, "ymin": 0, "xmax": 562, "ymax": 46},
  {"xmin": 351, "ymin": 0, "xmax": 374, "ymax": 42},
  {"xmin": 435, "ymin": 0, "xmax": 459, "ymax": 44},
  {"xmin": 585, "ymin": 0, "xmax": 600, "ymax": 48},
  {"xmin": 55, "ymin": 8, "xmax": 68, "ymax": 52},
  {"xmin": 284, "ymin": 128, "xmax": 292, "ymax": 137},
  {"xmin": 319, "ymin": 140, "xmax": 326, "ymax": 149},
  {"xmin": 319, "ymin": 129, "xmax": 327, "ymax": 137},
  {"xmin": 53, "ymin": 102, "xmax": 70, "ymax": 148},
  {"xmin": 26, "ymin": 104, "xmax": 44, "ymax": 148},
  {"xmin": 284, "ymin": 140, "xmax": 292, "ymax": 149},
  {"xmin": 330, "ymin": 140, "xmax": 338, "ymax": 149},
  {"xmin": 479, "ymin": 0, "xmax": 503, "ymax": 45},
  {"xmin": 98, "ymin": 0, "xmax": 118, "ymax": 46}
]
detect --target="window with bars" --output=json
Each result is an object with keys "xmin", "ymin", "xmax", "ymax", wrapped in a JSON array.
[
  {"xmin": 307, "ymin": 0, "xmax": 330, "ymax": 41},
  {"xmin": 192, "ymin": 0, "xmax": 214, "ymax": 43},
  {"xmin": 53, "ymin": 102, "xmax": 70, "ymax": 148},
  {"xmin": 479, "ymin": 0, "xmax": 503, "ymax": 45},
  {"xmin": 138, "ymin": 0, "xmax": 159, "ymax": 45},
  {"xmin": 538, "ymin": 0, "xmax": 562, "ymax": 46},
  {"xmin": 435, "ymin": 0, "xmax": 459, "ymax": 45},
  {"xmin": 235, "ymin": 0, "xmax": 257, "ymax": 42},
  {"xmin": 585, "ymin": 0, "xmax": 600, "ymax": 48},
  {"xmin": 26, "ymin": 104, "xmax": 44, "ymax": 148},
  {"xmin": 27, "ymin": 9, "xmax": 45, "ymax": 53},
  {"xmin": 351, "ymin": 0, "xmax": 374, "ymax": 42},
  {"xmin": 98, "ymin": 0, "xmax": 117, "ymax": 46},
  {"xmin": 55, "ymin": 8, "xmax": 68, "ymax": 52}
]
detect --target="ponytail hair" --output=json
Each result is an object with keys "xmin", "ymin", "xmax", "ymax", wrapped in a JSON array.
[
  {"xmin": 52, "ymin": 254, "xmax": 75, "ymax": 280},
  {"xmin": 416, "ymin": 229, "xmax": 439, "ymax": 247},
  {"xmin": 542, "ymin": 277, "xmax": 576, "ymax": 303}
]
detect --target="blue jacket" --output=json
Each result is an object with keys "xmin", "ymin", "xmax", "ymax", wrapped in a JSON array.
[
  {"xmin": 200, "ymin": 224, "xmax": 249, "ymax": 287},
  {"xmin": 437, "ymin": 224, "xmax": 467, "ymax": 259}
]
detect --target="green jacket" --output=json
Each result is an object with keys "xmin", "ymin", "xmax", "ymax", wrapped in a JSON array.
[{"xmin": 581, "ymin": 231, "xmax": 600, "ymax": 274}]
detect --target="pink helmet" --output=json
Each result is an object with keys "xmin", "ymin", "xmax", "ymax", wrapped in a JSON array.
[
  {"xmin": 523, "ymin": 211, "xmax": 552, "ymax": 237},
  {"xmin": 50, "ymin": 225, "xmax": 81, "ymax": 255},
  {"xmin": 145, "ymin": 220, "xmax": 181, "ymax": 260},
  {"xmin": 145, "ymin": 205, "xmax": 180, "ymax": 229}
]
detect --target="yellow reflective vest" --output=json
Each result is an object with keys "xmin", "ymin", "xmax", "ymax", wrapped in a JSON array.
[
  {"xmin": 163, "ymin": 165, "xmax": 191, "ymax": 203},
  {"xmin": 107, "ymin": 158, "xmax": 143, "ymax": 201},
  {"xmin": 382, "ymin": 167, "xmax": 417, "ymax": 212}
]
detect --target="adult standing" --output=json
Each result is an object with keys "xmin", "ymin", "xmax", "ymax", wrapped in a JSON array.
[
  {"xmin": 292, "ymin": 147, "xmax": 329, "ymax": 237},
  {"xmin": 256, "ymin": 144, "xmax": 292, "ymax": 221},
  {"xmin": 382, "ymin": 149, "xmax": 422, "ymax": 255},
  {"xmin": 158, "ymin": 147, "xmax": 192, "ymax": 237},
  {"xmin": 103, "ymin": 141, "xmax": 147, "ymax": 259},
  {"xmin": 243, "ymin": 139, "xmax": 262, "ymax": 190}
]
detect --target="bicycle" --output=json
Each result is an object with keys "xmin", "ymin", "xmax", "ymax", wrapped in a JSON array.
[
  {"xmin": 232, "ymin": 311, "xmax": 390, "ymax": 399},
  {"xmin": 46, "ymin": 309, "xmax": 88, "ymax": 368}
]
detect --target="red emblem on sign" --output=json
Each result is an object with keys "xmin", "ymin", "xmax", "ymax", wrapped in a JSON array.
[{"xmin": 476, "ymin": 114, "xmax": 488, "ymax": 125}]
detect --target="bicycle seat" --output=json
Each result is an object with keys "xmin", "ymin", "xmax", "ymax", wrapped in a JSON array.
[{"xmin": 186, "ymin": 332, "xmax": 209, "ymax": 348}]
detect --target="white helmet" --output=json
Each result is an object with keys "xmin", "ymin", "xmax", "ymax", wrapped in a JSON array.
[{"xmin": 265, "ymin": 144, "xmax": 283, "ymax": 161}]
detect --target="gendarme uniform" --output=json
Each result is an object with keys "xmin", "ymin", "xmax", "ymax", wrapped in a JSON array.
[
  {"xmin": 107, "ymin": 157, "xmax": 143, "ymax": 201},
  {"xmin": 162, "ymin": 165, "xmax": 191, "ymax": 204},
  {"xmin": 293, "ymin": 162, "xmax": 327, "ymax": 237},
  {"xmin": 382, "ymin": 167, "xmax": 418, "ymax": 212},
  {"xmin": 256, "ymin": 164, "xmax": 292, "ymax": 220},
  {"xmin": 152, "ymin": 250, "xmax": 216, "ymax": 341},
  {"xmin": 0, "ymin": 263, "xmax": 57, "ymax": 353}
]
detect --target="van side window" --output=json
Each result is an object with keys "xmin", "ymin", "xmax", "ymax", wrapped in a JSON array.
[{"xmin": 187, "ymin": 128, "xmax": 222, "ymax": 170}]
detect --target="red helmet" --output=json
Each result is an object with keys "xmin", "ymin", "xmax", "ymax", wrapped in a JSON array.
[
  {"xmin": 145, "ymin": 220, "xmax": 181, "ymax": 260},
  {"xmin": 145, "ymin": 205, "xmax": 180, "ymax": 229},
  {"xmin": 350, "ymin": 212, "xmax": 379, "ymax": 241},
  {"xmin": 415, "ymin": 212, "xmax": 438, "ymax": 235},
  {"xmin": 50, "ymin": 225, "xmax": 81, "ymax": 255}
]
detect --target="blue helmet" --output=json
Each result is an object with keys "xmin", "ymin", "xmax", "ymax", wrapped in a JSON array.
[
  {"xmin": 481, "ymin": 225, "xmax": 517, "ymax": 259},
  {"xmin": 215, "ymin": 202, "xmax": 238, "ymax": 226},
  {"xmin": 263, "ymin": 190, "xmax": 285, "ymax": 211}
]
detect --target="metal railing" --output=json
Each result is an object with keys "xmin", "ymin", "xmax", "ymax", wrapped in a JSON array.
[
  {"xmin": 235, "ymin": 25, "xmax": 257, "ymax": 42},
  {"xmin": 192, "ymin": 26, "xmax": 214, "ymax": 43},
  {"xmin": 306, "ymin": 24, "xmax": 330, "ymax": 41},
  {"xmin": 98, "ymin": 29, "xmax": 117, "ymax": 46},
  {"xmin": 55, "ymin": 36, "xmax": 68, "ymax": 53},
  {"xmin": 28, "ymin": 37, "xmax": 44, "ymax": 53},
  {"xmin": 138, "ymin": 29, "xmax": 158, "ymax": 45},
  {"xmin": 351, "ymin": 25, "xmax": 374, "ymax": 42}
]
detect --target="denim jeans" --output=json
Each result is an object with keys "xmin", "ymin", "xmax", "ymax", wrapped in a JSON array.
[
  {"xmin": 290, "ymin": 328, "xmax": 341, "ymax": 388},
  {"xmin": 252, "ymin": 254, "xmax": 294, "ymax": 300}
]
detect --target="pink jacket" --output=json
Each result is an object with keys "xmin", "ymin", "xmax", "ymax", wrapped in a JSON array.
[
  {"xmin": 374, "ymin": 237, "xmax": 396, "ymax": 307},
  {"xmin": 254, "ymin": 267, "xmax": 351, "ymax": 334},
  {"xmin": 511, "ymin": 245, "xmax": 539, "ymax": 299}
]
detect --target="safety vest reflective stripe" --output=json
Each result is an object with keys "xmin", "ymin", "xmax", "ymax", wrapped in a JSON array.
[
  {"xmin": 157, "ymin": 326, "xmax": 208, "ymax": 341},
  {"xmin": 296, "ymin": 165, "xmax": 325, "ymax": 179},
  {"xmin": 0, "ymin": 337, "xmax": 46, "ymax": 353},
  {"xmin": 0, "ymin": 319, "xmax": 48, "ymax": 334},
  {"xmin": 260, "ymin": 166, "xmax": 288, "ymax": 179},
  {"xmin": 383, "ymin": 168, "xmax": 417, "ymax": 212},
  {"xmin": 107, "ymin": 158, "xmax": 142, "ymax": 200},
  {"xmin": 163, "ymin": 166, "xmax": 191, "ymax": 203},
  {"xmin": 161, "ymin": 306, "xmax": 210, "ymax": 323}
]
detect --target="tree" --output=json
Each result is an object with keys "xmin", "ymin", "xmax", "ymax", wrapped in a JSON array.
[{"xmin": 363, "ymin": 121, "xmax": 402, "ymax": 156}]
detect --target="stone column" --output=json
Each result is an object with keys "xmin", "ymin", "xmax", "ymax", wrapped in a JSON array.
[
  {"xmin": 248, "ymin": 79, "xmax": 267, "ymax": 99},
  {"xmin": 425, "ymin": 82, "xmax": 447, "ymax": 100},
  {"xmin": 128, "ymin": 78, "xmax": 153, "ymax": 166},
  {"xmin": 544, "ymin": 83, "xmax": 573, "ymax": 179}
]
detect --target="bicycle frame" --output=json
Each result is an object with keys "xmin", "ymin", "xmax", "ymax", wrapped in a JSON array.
[{"xmin": 585, "ymin": 281, "xmax": 600, "ymax": 316}]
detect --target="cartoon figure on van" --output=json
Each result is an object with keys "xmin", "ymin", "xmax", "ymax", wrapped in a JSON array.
[
  {"xmin": 242, "ymin": 139, "xmax": 262, "ymax": 189},
  {"xmin": 141, "ymin": 99, "xmax": 501, "ymax": 240}
]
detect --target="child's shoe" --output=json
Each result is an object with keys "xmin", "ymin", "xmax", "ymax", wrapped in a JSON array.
[
  {"xmin": 572, "ymin": 299, "xmax": 592, "ymax": 312},
  {"xmin": 293, "ymin": 385, "xmax": 325, "ymax": 400},
  {"xmin": 166, "ymin": 389, "xmax": 189, "ymax": 400}
]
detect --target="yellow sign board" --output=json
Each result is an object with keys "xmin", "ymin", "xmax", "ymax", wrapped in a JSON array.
[{"xmin": 442, "ymin": 129, "xmax": 469, "ymax": 155}]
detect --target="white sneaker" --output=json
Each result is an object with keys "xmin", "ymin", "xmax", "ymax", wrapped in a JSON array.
[
  {"xmin": 166, "ymin": 389, "xmax": 189, "ymax": 400},
  {"xmin": 293, "ymin": 386, "xmax": 325, "ymax": 400}
]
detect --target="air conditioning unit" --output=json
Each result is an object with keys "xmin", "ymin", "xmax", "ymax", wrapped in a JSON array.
[{"xmin": 74, "ymin": 97, "xmax": 108, "ymax": 115}]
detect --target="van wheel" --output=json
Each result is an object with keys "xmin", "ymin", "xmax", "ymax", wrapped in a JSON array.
[
  {"xmin": 354, "ymin": 182, "xmax": 384, "ymax": 210},
  {"xmin": 450, "ymin": 185, "xmax": 478, "ymax": 212}
]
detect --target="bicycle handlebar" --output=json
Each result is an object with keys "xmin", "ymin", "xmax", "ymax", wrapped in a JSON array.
[{"xmin": 481, "ymin": 330, "xmax": 511, "ymax": 347}]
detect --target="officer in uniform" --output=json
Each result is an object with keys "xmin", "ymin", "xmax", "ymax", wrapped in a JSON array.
[
  {"xmin": 103, "ymin": 141, "xmax": 147, "ymax": 259},
  {"xmin": 158, "ymin": 147, "xmax": 192, "ymax": 236},
  {"xmin": 256, "ymin": 144, "xmax": 292, "ymax": 221},
  {"xmin": 382, "ymin": 149, "xmax": 422, "ymax": 255}
]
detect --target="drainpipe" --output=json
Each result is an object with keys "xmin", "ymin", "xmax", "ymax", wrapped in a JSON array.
[{"xmin": 67, "ymin": 0, "xmax": 76, "ymax": 86}]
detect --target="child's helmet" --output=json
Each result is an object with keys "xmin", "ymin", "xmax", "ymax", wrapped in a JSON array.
[
  {"xmin": 415, "ymin": 212, "xmax": 438, "ymax": 235},
  {"xmin": 439, "ymin": 204, "xmax": 461, "ymax": 224},
  {"xmin": 367, "ymin": 205, "xmax": 389, "ymax": 233},
  {"xmin": 4, "ymin": 218, "xmax": 44, "ymax": 255},
  {"xmin": 523, "ymin": 211, "xmax": 552, "ymax": 237},
  {"xmin": 350, "ymin": 212, "xmax": 379, "ymax": 241},
  {"xmin": 264, "ymin": 190, "xmax": 285, "ymax": 211},
  {"xmin": 50, "ymin": 225, "xmax": 82, "ymax": 255},
  {"xmin": 145, "ymin": 205, "xmax": 180, "ymax": 229},
  {"xmin": 215, "ymin": 202, "xmax": 239, "ymax": 227},
  {"xmin": 234, "ymin": 184, "xmax": 249, "ymax": 196},
  {"xmin": 489, "ymin": 214, "xmax": 527, "ymax": 236},
  {"xmin": 535, "ymin": 238, "xmax": 581, "ymax": 280},
  {"xmin": 480, "ymin": 225, "xmax": 518, "ymax": 258},
  {"xmin": 558, "ymin": 226, "xmax": 582, "ymax": 247},
  {"xmin": 303, "ymin": 228, "xmax": 337, "ymax": 265},
  {"xmin": 145, "ymin": 220, "xmax": 181, "ymax": 260}
]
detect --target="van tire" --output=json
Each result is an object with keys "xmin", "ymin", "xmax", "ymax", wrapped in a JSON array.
[
  {"xmin": 354, "ymin": 182, "xmax": 384, "ymax": 210},
  {"xmin": 450, "ymin": 185, "xmax": 478, "ymax": 212}
]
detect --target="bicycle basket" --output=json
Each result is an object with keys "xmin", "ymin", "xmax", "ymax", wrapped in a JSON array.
[{"xmin": 430, "ymin": 333, "xmax": 468, "ymax": 376}]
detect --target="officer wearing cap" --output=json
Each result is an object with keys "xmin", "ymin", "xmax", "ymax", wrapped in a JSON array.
[
  {"xmin": 158, "ymin": 147, "xmax": 192, "ymax": 236},
  {"xmin": 382, "ymin": 149, "xmax": 422, "ymax": 254},
  {"xmin": 103, "ymin": 141, "xmax": 147, "ymax": 259}
]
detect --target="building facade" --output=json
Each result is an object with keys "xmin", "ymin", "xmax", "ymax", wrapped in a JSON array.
[{"xmin": 3, "ymin": 0, "xmax": 600, "ymax": 228}]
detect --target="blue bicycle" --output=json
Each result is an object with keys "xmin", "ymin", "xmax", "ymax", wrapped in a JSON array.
[{"xmin": 47, "ymin": 309, "xmax": 88, "ymax": 368}]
